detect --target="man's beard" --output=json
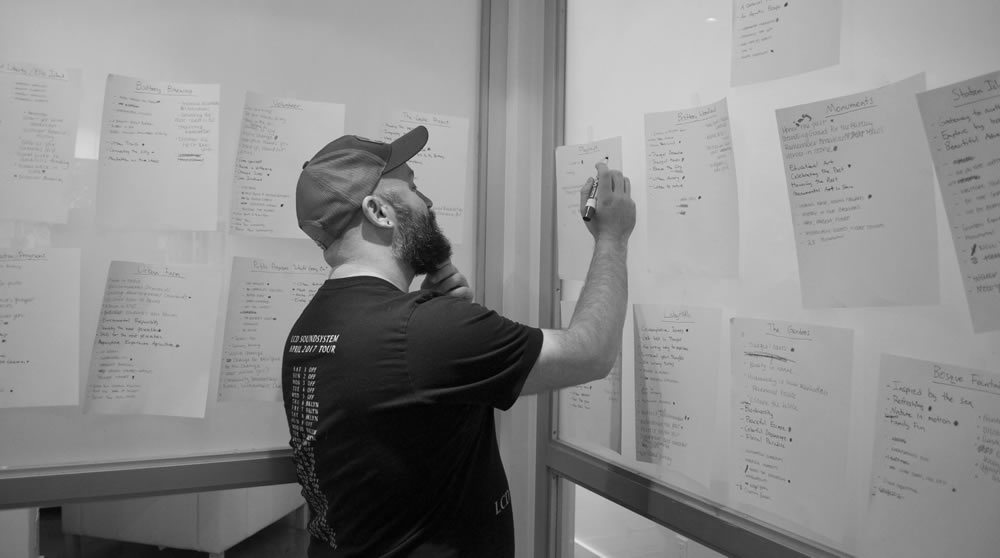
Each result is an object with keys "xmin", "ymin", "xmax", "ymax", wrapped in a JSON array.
[{"xmin": 391, "ymin": 202, "xmax": 452, "ymax": 275}]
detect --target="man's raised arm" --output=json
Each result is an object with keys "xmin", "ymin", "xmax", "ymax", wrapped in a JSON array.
[{"xmin": 521, "ymin": 163, "xmax": 636, "ymax": 394}]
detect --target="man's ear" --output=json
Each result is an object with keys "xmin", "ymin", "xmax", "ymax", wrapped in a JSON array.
[{"xmin": 361, "ymin": 194, "xmax": 395, "ymax": 229}]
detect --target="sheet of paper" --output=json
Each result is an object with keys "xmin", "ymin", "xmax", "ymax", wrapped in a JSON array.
[
  {"xmin": 85, "ymin": 261, "xmax": 221, "ymax": 417},
  {"xmin": 776, "ymin": 74, "xmax": 938, "ymax": 307},
  {"xmin": 557, "ymin": 300, "xmax": 622, "ymax": 454},
  {"xmin": 96, "ymin": 74, "xmax": 220, "ymax": 230},
  {"xmin": 229, "ymin": 93, "xmax": 345, "ymax": 239},
  {"xmin": 555, "ymin": 137, "xmax": 623, "ymax": 281},
  {"xmin": 645, "ymin": 99, "xmax": 739, "ymax": 277},
  {"xmin": 730, "ymin": 0, "xmax": 842, "ymax": 86},
  {"xmin": 864, "ymin": 354, "xmax": 1000, "ymax": 558},
  {"xmin": 633, "ymin": 304, "xmax": 721, "ymax": 489},
  {"xmin": 218, "ymin": 257, "xmax": 327, "ymax": 402},
  {"xmin": 382, "ymin": 110, "xmax": 469, "ymax": 245},
  {"xmin": 730, "ymin": 317, "xmax": 852, "ymax": 541},
  {"xmin": 0, "ymin": 249, "xmax": 80, "ymax": 408},
  {"xmin": 0, "ymin": 63, "xmax": 81, "ymax": 224},
  {"xmin": 917, "ymin": 71, "xmax": 1000, "ymax": 333}
]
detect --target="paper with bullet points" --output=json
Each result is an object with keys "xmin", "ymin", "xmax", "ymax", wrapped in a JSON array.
[
  {"xmin": 730, "ymin": 317, "xmax": 852, "ymax": 542},
  {"xmin": 730, "ymin": 0, "xmax": 842, "ymax": 86},
  {"xmin": 864, "ymin": 353, "xmax": 1000, "ymax": 558},
  {"xmin": 917, "ymin": 70, "xmax": 1000, "ymax": 333},
  {"xmin": 776, "ymin": 74, "xmax": 938, "ymax": 307},
  {"xmin": 85, "ymin": 261, "xmax": 221, "ymax": 417},
  {"xmin": 218, "ymin": 257, "xmax": 327, "ymax": 402},
  {"xmin": 644, "ymin": 99, "xmax": 739, "ymax": 278},
  {"xmin": 96, "ymin": 74, "xmax": 220, "ymax": 231},
  {"xmin": 0, "ymin": 249, "xmax": 80, "ymax": 408},
  {"xmin": 0, "ymin": 63, "xmax": 81, "ymax": 224},
  {"xmin": 555, "ymin": 137, "xmax": 623, "ymax": 281},
  {"xmin": 558, "ymin": 300, "xmax": 622, "ymax": 454},
  {"xmin": 229, "ymin": 92, "xmax": 346, "ymax": 239},
  {"xmin": 633, "ymin": 304, "xmax": 720, "ymax": 489}
]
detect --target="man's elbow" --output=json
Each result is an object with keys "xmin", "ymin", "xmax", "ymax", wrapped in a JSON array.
[{"xmin": 583, "ymin": 352, "xmax": 618, "ymax": 383}]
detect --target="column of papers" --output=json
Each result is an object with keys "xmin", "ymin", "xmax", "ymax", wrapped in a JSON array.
[
  {"xmin": 633, "ymin": 304, "xmax": 720, "ymax": 489},
  {"xmin": 864, "ymin": 354, "xmax": 1000, "ymax": 558},
  {"xmin": 730, "ymin": 317, "xmax": 852, "ymax": 541},
  {"xmin": 776, "ymin": 74, "xmax": 938, "ymax": 307},
  {"xmin": 97, "ymin": 74, "xmax": 219, "ymax": 230},
  {"xmin": 218, "ymin": 257, "xmax": 327, "ymax": 402},
  {"xmin": 917, "ymin": 70, "xmax": 1000, "ymax": 333},
  {"xmin": 85, "ymin": 261, "xmax": 221, "ymax": 417},
  {"xmin": 382, "ymin": 110, "xmax": 469, "ymax": 245},
  {"xmin": 0, "ymin": 62, "xmax": 81, "ymax": 223},
  {"xmin": 229, "ymin": 92, "xmax": 345, "ymax": 239},
  {"xmin": 0, "ymin": 249, "xmax": 80, "ymax": 408},
  {"xmin": 555, "ymin": 137, "xmax": 623, "ymax": 281},
  {"xmin": 645, "ymin": 99, "xmax": 739, "ymax": 277}
]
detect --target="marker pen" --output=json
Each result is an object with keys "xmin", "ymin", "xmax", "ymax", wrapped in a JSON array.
[
  {"xmin": 582, "ymin": 176, "xmax": 598, "ymax": 222},
  {"xmin": 583, "ymin": 157, "xmax": 608, "ymax": 222}
]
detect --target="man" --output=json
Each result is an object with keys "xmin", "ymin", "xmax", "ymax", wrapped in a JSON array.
[{"xmin": 283, "ymin": 125, "xmax": 634, "ymax": 557}]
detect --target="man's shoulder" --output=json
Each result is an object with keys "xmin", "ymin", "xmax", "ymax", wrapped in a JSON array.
[
  {"xmin": 411, "ymin": 290, "xmax": 493, "ymax": 319},
  {"xmin": 410, "ymin": 292, "xmax": 538, "ymax": 341}
]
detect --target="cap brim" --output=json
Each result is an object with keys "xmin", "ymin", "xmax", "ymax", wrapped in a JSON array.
[{"xmin": 383, "ymin": 125, "xmax": 428, "ymax": 174}]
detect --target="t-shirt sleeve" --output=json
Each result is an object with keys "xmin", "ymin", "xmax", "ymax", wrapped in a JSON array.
[{"xmin": 405, "ymin": 294, "xmax": 543, "ymax": 410}]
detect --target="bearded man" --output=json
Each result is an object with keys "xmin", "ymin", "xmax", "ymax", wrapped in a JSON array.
[{"xmin": 283, "ymin": 125, "xmax": 635, "ymax": 557}]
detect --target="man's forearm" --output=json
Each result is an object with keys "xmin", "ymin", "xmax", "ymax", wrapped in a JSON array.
[{"xmin": 567, "ymin": 236, "xmax": 630, "ymax": 379}]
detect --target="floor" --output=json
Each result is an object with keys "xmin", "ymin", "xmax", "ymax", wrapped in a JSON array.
[{"xmin": 38, "ymin": 507, "xmax": 311, "ymax": 558}]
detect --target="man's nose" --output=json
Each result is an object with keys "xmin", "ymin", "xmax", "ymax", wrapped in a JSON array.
[{"xmin": 418, "ymin": 190, "xmax": 433, "ymax": 208}]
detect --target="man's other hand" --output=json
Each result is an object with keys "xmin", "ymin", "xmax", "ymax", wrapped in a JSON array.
[{"xmin": 421, "ymin": 260, "xmax": 474, "ymax": 302}]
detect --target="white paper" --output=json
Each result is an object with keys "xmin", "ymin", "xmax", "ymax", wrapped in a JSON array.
[
  {"xmin": 383, "ymin": 110, "xmax": 470, "ymax": 245},
  {"xmin": 730, "ymin": 317, "xmax": 852, "ymax": 541},
  {"xmin": 917, "ymin": 71, "xmax": 1000, "ymax": 333},
  {"xmin": 85, "ymin": 261, "xmax": 221, "ymax": 417},
  {"xmin": 776, "ymin": 74, "xmax": 938, "ymax": 307},
  {"xmin": 557, "ymin": 300, "xmax": 622, "ymax": 454},
  {"xmin": 645, "ymin": 99, "xmax": 739, "ymax": 277},
  {"xmin": 730, "ymin": 0, "xmax": 842, "ymax": 86},
  {"xmin": 0, "ymin": 249, "xmax": 80, "ymax": 408},
  {"xmin": 633, "ymin": 304, "xmax": 721, "ymax": 489},
  {"xmin": 218, "ymin": 257, "xmax": 327, "ymax": 402},
  {"xmin": 555, "ymin": 137, "xmax": 623, "ymax": 281},
  {"xmin": 229, "ymin": 92, "xmax": 345, "ymax": 239},
  {"xmin": 864, "ymin": 354, "xmax": 1000, "ymax": 558},
  {"xmin": 96, "ymin": 74, "xmax": 220, "ymax": 230},
  {"xmin": 0, "ymin": 63, "xmax": 81, "ymax": 224}
]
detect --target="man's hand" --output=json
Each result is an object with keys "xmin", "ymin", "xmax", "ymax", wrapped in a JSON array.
[
  {"xmin": 579, "ymin": 162, "xmax": 636, "ymax": 242},
  {"xmin": 421, "ymin": 260, "xmax": 474, "ymax": 302}
]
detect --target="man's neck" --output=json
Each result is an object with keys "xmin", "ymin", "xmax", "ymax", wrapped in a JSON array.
[{"xmin": 327, "ymin": 262, "xmax": 413, "ymax": 292}]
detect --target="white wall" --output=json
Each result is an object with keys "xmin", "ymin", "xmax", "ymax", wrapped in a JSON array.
[
  {"xmin": 0, "ymin": 509, "xmax": 37, "ymax": 558},
  {"xmin": 574, "ymin": 486, "xmax": 722, "ymax": 558}
]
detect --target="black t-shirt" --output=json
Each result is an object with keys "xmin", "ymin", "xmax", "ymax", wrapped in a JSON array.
[{"xmin": 282, "ymin": 276, "xmax": 543, "ymax": 557}]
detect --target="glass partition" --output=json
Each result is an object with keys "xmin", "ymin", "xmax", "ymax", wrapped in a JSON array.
[{"xmin": 550, "ymin": 1, "xmax": 1000, "ymax": 557}]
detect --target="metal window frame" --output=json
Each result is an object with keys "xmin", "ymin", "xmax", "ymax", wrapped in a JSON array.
[
  {"xmin": 0, "ymin": 450, "xmax": 297, "ymax": 509},
  {"xmin": 532, "ymin": 1, "xmax": 850, "ymax": 556}
]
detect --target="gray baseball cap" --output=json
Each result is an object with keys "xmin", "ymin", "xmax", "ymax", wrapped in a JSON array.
[{"xmin": 296, "ymin": 125, "xmax": 428, "ymax": 249}]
